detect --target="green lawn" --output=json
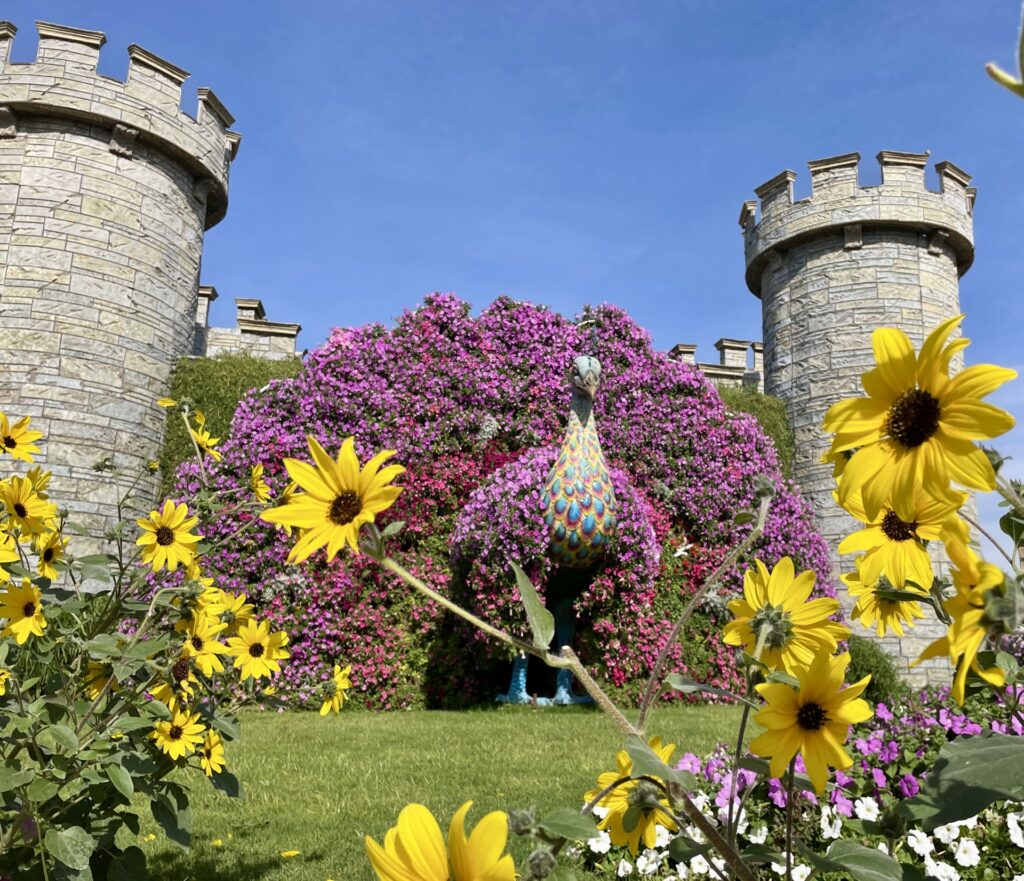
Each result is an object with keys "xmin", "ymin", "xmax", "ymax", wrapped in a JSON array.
[{"xmin": 137, "ymin": 704, "xmax": 743, "ymax": 881}]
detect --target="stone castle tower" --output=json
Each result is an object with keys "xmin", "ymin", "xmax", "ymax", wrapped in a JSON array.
[
  {"xmin": 740, "ymin": 150, "xmax": 976, "ymax": 684},
  {"xmin": 0, "ymin": 21, "xmax": 239, "ymax": 537}
]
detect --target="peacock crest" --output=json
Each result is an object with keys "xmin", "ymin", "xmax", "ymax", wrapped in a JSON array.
[{"xmin": 540, "ymin": 355, "xmax": 618, "ymax": 567}]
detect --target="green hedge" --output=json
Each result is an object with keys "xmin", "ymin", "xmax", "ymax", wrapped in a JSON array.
[
  {"xmin": 159, "ymin": 353, "xmax": 302, "ymax": 491},
  {"xmin": 719, "ymin": 385, "xmax": 795, "ymax": 477}
]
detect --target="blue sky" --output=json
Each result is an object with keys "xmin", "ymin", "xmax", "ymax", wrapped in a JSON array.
[{"xmin": 7, "ymin": 1, "xmax": 1024, "ymax": 537}]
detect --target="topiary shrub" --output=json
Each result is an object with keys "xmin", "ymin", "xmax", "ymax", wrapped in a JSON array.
[
  {"xmin": 848, "ymin": 634, "xmax": 908, "ymax": 706},
  {"xmin": 159, "ymin": 353, "xmax": 301, "ymax": 490},
  {"xmin": 182, "ymin": 294, "xmax": 834, "ymax": 708},
  {"xmin": 719, "ymin": 386, "xmax": 795, "ymax": 477}
]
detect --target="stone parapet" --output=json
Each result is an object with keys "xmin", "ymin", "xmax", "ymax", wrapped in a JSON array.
[
  {"xmin": 201, "ymin": 297, "xmax": 301, "ymax": 361},
  {"xmin": 0, "ymin": 21, "xmax": 239, "ymax": 226},
  {"xmin": 668, "ymin": 338, "xmax": 764, "ymax": 392}
]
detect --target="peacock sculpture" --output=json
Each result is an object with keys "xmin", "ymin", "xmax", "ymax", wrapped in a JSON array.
[{"xmin": 497, "ymin": 354, "xmax": 618, "ymax": 705}]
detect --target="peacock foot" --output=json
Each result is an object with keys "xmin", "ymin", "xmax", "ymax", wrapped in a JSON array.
[
  {"xmin": 551, "ymin": 686, "xmax": 594, "ymax": 706},
  {"xmin": 496, "ymin": 689, "xmax": 553, "ymax": 707}
]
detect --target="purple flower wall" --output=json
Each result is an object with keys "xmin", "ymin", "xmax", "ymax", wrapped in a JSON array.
[{"xmin": 187, "ymin": 294, "xmax": 832, "ymax": 708}]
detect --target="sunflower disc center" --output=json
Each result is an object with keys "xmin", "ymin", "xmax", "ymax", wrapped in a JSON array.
[
  {"xmin": 797, "ymin": 702, "xmax": 828, "ymax": 731},
  {"xmin": 881, "ymin": 510, "xmax": 917, "ymax": 542},
  {"xmin": 172, "ymin": 658, "xmax": 190, "ymax": 682},
  {"xmin": 43, "ymin": 548, "xmax": 54, "ymax": 562},
  {"xmin": 23, "ymin": 602, "xmax": 35, "ymax": 618},
  {"xmin": 3, "ymin": 435, "xmax": 16, "ymax": 449},
  {"xmin": 191, "ymin": 636, "xmax": 204, "ymax": 651},
  {"xmin": 329, "ymin": 490, "xmax": 361, "ymax": 526},
  {"xmin": 13, "ymin": 503, "xmax": 27, "ymax": 518},
  {"xmin": 168, "ymin": 725, "xmax": 183, "ymax": 740},
  {"xmin": 248, "ymin": 642, "xmax": 265, "ymax": 658},
  {"xmin": 155, "ymin": 525, "xmax": 176, "ymax": 546},
  {"xmin": 887, "ymin": 388, "xmax": 941, "ymax": 449}
]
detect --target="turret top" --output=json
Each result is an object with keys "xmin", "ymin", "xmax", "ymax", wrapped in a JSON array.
[
  {"xmin": 0, "ymin": 21, "xmax": 240, "ymax": 227},
  {"xmin": 740, "ymin": 151, "xmax": 975, "ymax": 297}
]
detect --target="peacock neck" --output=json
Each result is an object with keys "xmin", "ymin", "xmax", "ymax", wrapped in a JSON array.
[{"xmin": 569, "ymin": 392, "xmax": 594, "ymax": 429}]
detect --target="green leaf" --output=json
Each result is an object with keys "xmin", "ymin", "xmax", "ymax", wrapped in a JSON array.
[
  {"xmin": 535, "ymin": 807, "xmax": 598, "ymax": 842},
  {"xmin": 667, "ymin": 834, "xmax": 711, "ymax": 863},
  {"xmin": 85, "ymin": 635, "xmax": 122, "ymax": 659},
  {"xmin": 106, "ymin": 846, "xmax": 149, "ymax": 881},
  {"xmin": 144, "ymin": 700, "xmax": 172, "ymax": 722},
  {"xmin": 27, "ymin": 776, "xmax": 59, "ymax": 803},
  {"xmin": 209, "ymin": 770, "xmax": 242, "ymax": 799},
  {"xmin": 624, "ymin": 736, "xmax": 695, "ymax": 788},
  {"xmin": 0, "ymin": 765, "xmax": 35, "ymax": 792},
  {"xmin": 825, "ymin": 840, "xmax": 902, "ymax": 881},
  {"xmin": 765, "ymin": 670, "xmax": 800, "ymax": 688},
  {"xmin": 901, "ymin": 734, "xmax": 1024, "ymax": 830},
  {"xmin": 210, "ymin": 714, "xmax": 240, "ymax": 741},
  {"xmin": 999, "ymin": 511, "xmax": 1024, "ymax": 547},
  {"xmin": 619, "ymin": 803, "xmax": 642, "ymax": 834},
  {"xmin": 106, "ymin": 764, "xmax": 134, "ymax": 800},
  {"xmin": 42, "ymin": 724, "xmax": 80, "ymax": 752},
  {"xmin": 741, "ymin": 843, "xmax": 784, "ymax": 865},
  {"xmin": 124, "ymin": 637, "xmax": 170, "ymax": 661},
  {"xmin": 510, "ymin": 561, "xmax": 554, "ymax": 650},
  {"xmin": 733, "ymin": 511, "xmax": 756, "ymax": 525},
  {"xmin": 44, "ymin": 825, "xmax": 96, "ymax": 871},
  {"xmin": 151, "ymin": 788, "xmax": 191, "ymax": 850},
  {"xmin": 664, "ymin": 673, "xmax": 751, "ymax": 705},
  {"xmin": 381, "ymin": 520, "xmax": 405, "ymax": 538}
]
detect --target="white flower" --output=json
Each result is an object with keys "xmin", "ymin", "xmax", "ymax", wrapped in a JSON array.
[
  {"xmin": 958, "ymin": 816, "xmax": 978, "ymax": 830},
  {"xmin": 854, "ymin": 797, "xmax": 880, "ymax": 822},
  {"xmin": 747, "ymin": 824, "xmax": 768, "ymax": 845},
  {"xmin": 588, "ymin": 830, "xmax": 612, "ymax": 854},
  {"xmin": 688, "ymin": 855, "xmax": 710, "ymax": 876},
  {"xmin": 617, "ymin": 858, "xmax": 634, "ymax": 877},
  {"xmin": 924, "ymin": 856, "xmax": 961, "ymax": 881},
  {"xmin": 953, "ymin": 839, "xmax": 980, "ymax": 868},
  {"xmin": 655, "ymin": 824, "xmax": 671, "ymax": 848},
  {"xmin": 685, "ymin": 825, "xmax": 705, "ymax": 844},
  {"xmin": 770, "ymin": 862, "xmax": 787, "ymax": 876},
  {"xmin": 1012, "ymin": 875, "xmax": 1024, "ymax": 881},
  {"xmin": 593, "ymin": 804, "xmax": 609, "ymax": 819},
  {"xmin": 819, "ymin": 805, "xmax": 842, "ymax": 839},
  {"xmin": 690, "ymin": 793, "xmax": 711, "ymax": 815},
  {"xmin": 734, "ymin": 807, "xmax": 749, "ymax": 835},
  {"xmin": 934, "ymin": 823, "xmax": 961, "ymax": 844},
  {"xmin": 635, "ymin": 849, "xmax": 662, "ymax": 876},
  {"xmin": 673, "ymin": 541, "xmax": 692, "ymax": 558},
  {"xmin": 907, "ymin": 829, "xmax": 934, "ymax": 857},
  {"xmin": 709, "ymin": 857, "xmax": 726, "ymax": 876},
  {"xmin": 1008, "ymin": 812, "xmax": 1024, "ymax": 848},
  {"xmin": 672, "ymin": 865, "xmax": 690, "ymax": 880},
  {"xmin": 791, "ymin": 867, "xmax": 811, "ymax": 881}
]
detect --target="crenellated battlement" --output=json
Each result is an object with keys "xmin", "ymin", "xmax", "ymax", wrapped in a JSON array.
[
  {"xmin": 0, "ymin": 21, "xmax": 240, "ymax": 227},
  {"xmin": 740, "ymin": 150, "xmax": 975, "ymax": 297}
]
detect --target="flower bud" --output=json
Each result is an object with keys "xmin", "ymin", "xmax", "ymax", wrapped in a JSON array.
[
  {"xmin": 507, "ymin": 807, "xmax": 536, "ymax": 837},
  {"xmin": 524, "ymin": 848, "xmax": 557, "ymax": 879}
]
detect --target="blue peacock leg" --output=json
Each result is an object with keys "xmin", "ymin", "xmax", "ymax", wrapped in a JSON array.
[
  {"xmin": 496, "ymin": 653, "xmax": 552, "ymax": 706},
  {"xmin": 551, "ymin": 600, "xmax": 593, "ymax": 705}
]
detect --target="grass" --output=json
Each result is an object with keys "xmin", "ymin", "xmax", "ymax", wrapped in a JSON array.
[{"xmin": 137, "ymin": 704, "xmax": 743, "ymax": 881}]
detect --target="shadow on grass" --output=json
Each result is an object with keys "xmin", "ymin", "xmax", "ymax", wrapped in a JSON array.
[{"xmin": 148, "ymin": 849, "xmax": 329, "ymax": 881}]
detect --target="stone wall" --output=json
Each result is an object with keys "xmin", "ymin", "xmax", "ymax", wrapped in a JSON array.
[
  {"xmin": 194, "ymin": 288, "xmax": 301, "ymax": 361},
  {"xmin": 669, "ymin": 338, "xmax": 765, "ymax": 392},
  {"xmin": 0, "ymin": 21, "xmax": 239, "ymax": 538},
  {"xmin": 741, "ymin": 150, "xmax": 976, "ymax": 685}
]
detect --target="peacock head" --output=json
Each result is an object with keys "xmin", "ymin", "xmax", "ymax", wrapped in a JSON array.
[{"xmin": 571, "ymin": 355, "xmax": 602, "ymax": 398}]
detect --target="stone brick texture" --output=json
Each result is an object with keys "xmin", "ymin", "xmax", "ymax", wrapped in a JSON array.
[
  {"xmin": 0, "ymin": 21, "xmax": 238, "ymax": 544},
  {"xmin": 743, "ymin": 151, "xmax": 977, "ymax": 685}
]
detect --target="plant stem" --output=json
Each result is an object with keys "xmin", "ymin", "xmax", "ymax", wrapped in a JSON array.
[
  {"xmin": 785, "ymin": 757, "xmax": 796, "ymax": 881},
  {"xmin": 960, "ymin": 512, "xmax": 1018, "ymax": 571},
  {"xmin": 636, "ymin": 493, "xmax": 771, "ymax": 733}
]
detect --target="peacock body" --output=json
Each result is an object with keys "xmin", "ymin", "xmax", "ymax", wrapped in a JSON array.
[{"xmin": 541, "ymin": 368, "xmax": 617, "ymax": 567}]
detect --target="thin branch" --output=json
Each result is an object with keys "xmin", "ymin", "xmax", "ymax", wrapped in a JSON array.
[{"xmin": 960, "ymin": 512, "xmax": 1017, "ymax": 570}]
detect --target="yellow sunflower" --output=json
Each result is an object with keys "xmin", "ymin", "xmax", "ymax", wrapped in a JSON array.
[
  {"xmin": 0, "ymin": 668, "xmax": 11, "ymax": 695},
  {"xmin": 0, "ymin": 578, "xmax": 47, "ymax": 644},
  {"xmin": 200, "ymin": 730, "xmax": 226, "ymax": 777},
  {"xmin": 0, "ymin": 413, "xmax": 43, "ymax": 463},
  {"xmin": 365, "ymin": 801, "xmax": 515, "ymax": 881},
  {"xmin": 260, "ymin": 436, "xmax": 404, "ymax": 562},
  {"xmin": 136, "ymin": 500, "xmax": 202, "ymax": 572},
  {"xmin": 824, "ymin": 315, "xmax": 1017, "ymax": 522},
  {"xmin": 150, "ymin": 655, "xmax": 199, "ymax": 706},
  {"xmin": 916, "ymin": 541, "xmax": 1006, "ymax": 704},
  {"xmin": 750, "ymin": 651, "xmax": 873, "ymax": 794},
  {"xmin": 843, "ymin": 566, "xmax": 926, "ymax": 637},
  {"xmin": 189, "ymin": 425, "xmax": 223, "ymax": 462},
  {"xmin": 0, "ymin": 476, "xmax": 57, "ymax": 537},
  {"xmin": 216, "ymin": 591, "xmax": 254, "ymax": 635},
  {"xmin": 0, "ymin": 531, "xmax": 18, "ymax": 580},
  {"xmin": 84, "ymin": 660, "xmax": 119, "ymax": 700},
  {"xmin": 150, "ymin": 708, "xmax": 205, "ymax": 760},
  {"xmin": 723, "ymin": 557, "xmax": 848, "ymax": 673},
  {"xmin": 583, "ymin": 736, "xmax": 679, "ymax": 855},
  {"xmin": 34, "ymin": 531, "xmax": 68, "ymax": 581},
  {"xmin": 178, "ymin": 613, "xmax": 230, "ymax": 677},
  {"xmin": 25, "ymin": 466, "xmax": 51, "ymax": 495},
  {"xmin": 320, "ymin": 664, "xmax": 352, "ymax": 716},
  {"xmin": 250, "ymin": 464, "xmax": 271, "ymax": 503},
  {"xmin": 225, "ymin": 620, "xmax": 290, "ymax": 680},
  {"xmin": 837, "ymin": 484, "xmax": 966, "ymax": 591}
]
